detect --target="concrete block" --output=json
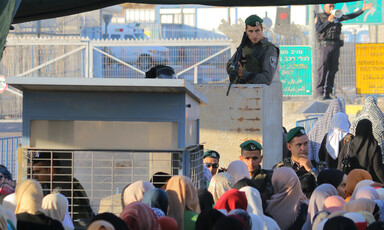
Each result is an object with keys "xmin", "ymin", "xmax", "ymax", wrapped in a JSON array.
[{"xmin": 195, "ymin": 82, "xmax": 282, "ymax": 169}]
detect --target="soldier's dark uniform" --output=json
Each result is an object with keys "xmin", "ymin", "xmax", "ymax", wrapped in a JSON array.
[
  {"xmin": 315, "ymin": 9, "xmax": 364, "ymax": 99},
  {"xmin": 227, "ymin": 15, "xmax": 279, "ymax": 85},
  {"xmin": 274, "ymin": 126, "xmax": 319, "ymax": 198},
  {"xmin": 251, "ymin": 167, "xmax": 274, "ymax": 212}
]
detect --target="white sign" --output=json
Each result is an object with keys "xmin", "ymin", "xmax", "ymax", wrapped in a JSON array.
[{"xmin": 0, "ymin": 76, "xmax": 8, "ymax": 93}]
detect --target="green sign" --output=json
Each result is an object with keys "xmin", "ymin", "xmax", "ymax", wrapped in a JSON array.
[
  {"xmin": 279, "ymin": 46, "xmax": 312, "ymax": 96},
  {"xmin": 323, "ymin": 0, "xmax": 383, "ymax": 24}
]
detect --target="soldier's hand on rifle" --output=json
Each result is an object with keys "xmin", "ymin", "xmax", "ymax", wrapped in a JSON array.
[
  {"xmin": 237, "ymin": 61, "xmax": 243, "ymax": 77},
  {"xmin": 362, "ymin": 0, "xmax": 373, "ymax": 11}
]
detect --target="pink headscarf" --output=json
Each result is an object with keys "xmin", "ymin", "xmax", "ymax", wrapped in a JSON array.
[
  {"xmin": 266, "ymin": 167, "xmax": 308, "ymax": 230},
  {"xmin": 119, "ymin": 202, "xmax": 161, "ymax": 230},
  {"xmin": 323, "ymin": 195, "xmax": 346, "ymax": 213}
]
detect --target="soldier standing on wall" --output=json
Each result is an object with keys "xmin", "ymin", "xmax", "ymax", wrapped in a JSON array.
[{"xmin": 315, "ymin": 1, "xmax": 372, "ymax": 100}]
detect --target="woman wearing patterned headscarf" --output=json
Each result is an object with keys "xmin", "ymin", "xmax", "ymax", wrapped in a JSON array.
[
  {"xmin": 338, "ymin": 119, "xmax": 384, "ymax": 183},
  {"xmin": 266, "ymin": 167, "xmax": 308, "ymax": 230},
  {"xmin": 15, "ymin": 179, "xmax": 64, "ymax": 230},
  {"xmin": 350, "ymin": 96, "xmax": 384, "ymax": 163},
  {"xmin": 208, "ymin": 173, "xmax": 235, "ymax": 203},
  {"xmin": 165, "ymin": 175, "xmax": 200, "ymax": 230},
  {"xmin": 308, "ymin": 98, "xmax": 345, "ymax": 162},
  {"xmin": 318, "ymin": 112, "xmax": 350, "ymax": 168}
]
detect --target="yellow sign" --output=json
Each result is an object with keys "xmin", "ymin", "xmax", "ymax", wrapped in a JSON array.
[{"xmin": 356, "ymin": 44, "xmax": 384, "ymax": 94}]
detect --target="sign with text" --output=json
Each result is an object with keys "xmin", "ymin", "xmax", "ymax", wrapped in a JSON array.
[
  {"xmin": 324, "ymin": 0, "xmax": 383, "ymax": 24},
  {"xmin": 279, "ymin": 46, "xmax": 312, "ymax": 96},
  {"xmin": 356, "ymin": 43, "xmax": 384, "ymax": 94}
]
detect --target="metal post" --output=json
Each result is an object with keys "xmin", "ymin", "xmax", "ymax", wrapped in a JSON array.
[
  {"xmin": 194, "ymin": 66, "xmax": 198, "ymax": 84},
  {"xmin": 309, "ymin": 5, "xmax": 319, "ymax": 99}
]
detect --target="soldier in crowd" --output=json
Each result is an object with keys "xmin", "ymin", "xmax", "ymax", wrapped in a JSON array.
[
  {"xmin": 203, "ymin": 150, "xmax": 220, "ymax": 177},
  {"xmin": 274, "ymin": 127, "xmax": 318, "ymax": 198},
  {"xmin": 239, "ymin": 140, "xmax": 273, "ymax": 211}
]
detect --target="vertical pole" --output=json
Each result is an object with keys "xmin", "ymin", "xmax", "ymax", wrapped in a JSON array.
[
  {"xmin": 194, "ymin": 66, "xmax": 198, "ymax": 84},
  {"xmin": 309, "ymin": 5, "xmax": 319, "ymax": 99}
]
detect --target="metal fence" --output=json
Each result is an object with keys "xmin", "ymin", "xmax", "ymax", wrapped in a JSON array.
[
  {"xmin": 0, "ymin": 136, "xmax": 21, "ymax": 179},
  {"xmin": 20, "ymin": 147, "xmax": 203, "ymax": 218},
  {"xmin": 1, "ymin": 31, "xmax": 376, "ymax": 103}
]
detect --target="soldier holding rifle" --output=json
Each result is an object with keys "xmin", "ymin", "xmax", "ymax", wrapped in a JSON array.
[{"xmin": 226, "ymin": 14, "xmax": 279, "ymax": 89}]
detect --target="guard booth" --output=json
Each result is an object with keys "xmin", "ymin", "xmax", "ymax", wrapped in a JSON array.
[{"xmin": 8, "ymin": 77, "xmax": 207, "ymax": 227}]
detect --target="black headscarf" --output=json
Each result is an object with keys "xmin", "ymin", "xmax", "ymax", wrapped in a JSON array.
[
  {"xmin": 89, "ymin": 212, "xmax": 129, "ymax": 230},
  {"xmin": 212, "ymin": 216, "xmax": 244, "ymax": 230},
  {"xmin": 142, "ymin": 188, "xmax": 168, "ymax": 215},
  {"xmin": 317, "ymin": 169, "xmax": 345, "ymax": 189},
  {"xmin": 197, "ymin": 189, "xmax": 214, "ymax": 212},
  {"xmin": 323, "ymin": 216, "xmax": 357, "ymax": 230},
  {"xmin": 342, "ymin": 119, "xmax": 384, "ymax": 183},
  {"xmin": 232, "ymin": 178, "xmax": 258, "ymax": 190},
  {"xmin": 350, "ymin": 119, "xmax": 377, "ymax": 166},
  {"xmin": 367, "ymin": 221, "xmax": 384, "ymax": 230},
  {"xmin": 196, "ymin": 208, "xmax": 225, "ymax": 230}
]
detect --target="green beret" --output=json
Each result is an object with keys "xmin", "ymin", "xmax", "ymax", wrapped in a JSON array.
[
  {"xmin": 203, "ymin": 150, "xmax": 220, "ymax": 160},
  {"xmin": 240, "ymin": 140, "xmax": 262, "ymax": 151},
  {"xmin": 245, "ymin": 14, "xmax": 263, "ymax": 26},
  {"xmin": 286, "ymin": 126, "xmax": 306, "ymax": 143}
]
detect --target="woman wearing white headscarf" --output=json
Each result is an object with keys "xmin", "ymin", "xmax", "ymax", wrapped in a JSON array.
[
  {"xmin": 15, "ymin": 179, "xmax": 64, "ymax": 230},
  {"xmin": 318, "ymin": 112, "xmax": 350, "ymax": 168},
  {"xmin": 42, "ymin": 193, "xmax": 74, "ymax": 230},
  {"xmin": 226, "ymin": 161, "xmax": 250, "ymax": 183},
  {"xmin": 239, "ymin": 186, "xmax": 280, "ymax": 230},
  {"xmin": 208, "ymin": 173, "xmax": 235, "ymax": 203},
  {"xmin": 307, "ymin": 98, "xmax": 345, "ymax": 162}
]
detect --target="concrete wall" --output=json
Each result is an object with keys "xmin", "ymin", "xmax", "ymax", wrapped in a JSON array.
[{"xmin": 195, "ymin": 82, "xmax": 282, "ymax": 169}]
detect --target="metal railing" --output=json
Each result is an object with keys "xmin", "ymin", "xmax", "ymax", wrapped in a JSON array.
[{"xmin": 0, "ymin": 136, "xmax": 21, "ymax": 179}]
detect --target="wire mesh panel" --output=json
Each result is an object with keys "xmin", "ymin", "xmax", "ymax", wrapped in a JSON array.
[
  {"xmin": 22, "ymin": 148, "xmax": 202, "ymax": 228},
  {"xmin": 187, "ymin": 145, "xmax": 204, "ymax": 189}
]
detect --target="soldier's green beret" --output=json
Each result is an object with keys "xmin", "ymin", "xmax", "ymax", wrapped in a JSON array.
[
  {"xmin": 245, "ymin": 14, "xmax": 263, "ymax": 26},
  {"xmin": 240, "ymin": 140, "xmax": 262, "ymax": 151},
  {"xmin": 203, "ymin": 150, "xmax": 220, "ymax": 160},
  {"xmin": 286, "ymin": 126, "xmax": 306, "ymax": 143}
]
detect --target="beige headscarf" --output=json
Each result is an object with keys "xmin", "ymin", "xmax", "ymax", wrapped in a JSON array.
[
  {"xmin": 226, "ymin": 161, "xmax": 250, "ymax": 183},
  {"xmin": 42, "ymin": 193, "xmax": 74, "ymax": 230},
  {"xmin": 165, "ymin": 175, "xmax": 200, "ymax": 230},
  {"xmin": 344, "ymin": 198, "xmax": 376, "ymax": 213},
  {"xmin": 15, "ymin": 179, "xmax": 44, "ymax": 214},
  {"xmin": 266, "ymin": 167, "xmax": 308, "ymax": 230},
  {"xmin": 208, "ymin": 172, "xmax": 235, "ymax": 203},
  {"xmin": 87, "ymin": 220, "xmax": 115, "ymax": 230},
  {"xmin": 123, "ymin": 181, "xmax": 155, "ymax": 207}
]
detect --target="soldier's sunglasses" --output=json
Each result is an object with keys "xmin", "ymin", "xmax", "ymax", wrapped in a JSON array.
[{"xmin": 204, "ymin": 163, "xmax": 219, "ymax": 169}]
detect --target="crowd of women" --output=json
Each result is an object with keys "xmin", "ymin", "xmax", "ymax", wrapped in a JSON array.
[{"xmin": 0, "ymin": 97, "xmax": 384, "ymax": 230}]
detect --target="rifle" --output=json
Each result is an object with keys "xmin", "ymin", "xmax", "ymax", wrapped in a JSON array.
[{"xmin": 226, "ymin": 32, "xmax": 249, "ymax": 96}]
